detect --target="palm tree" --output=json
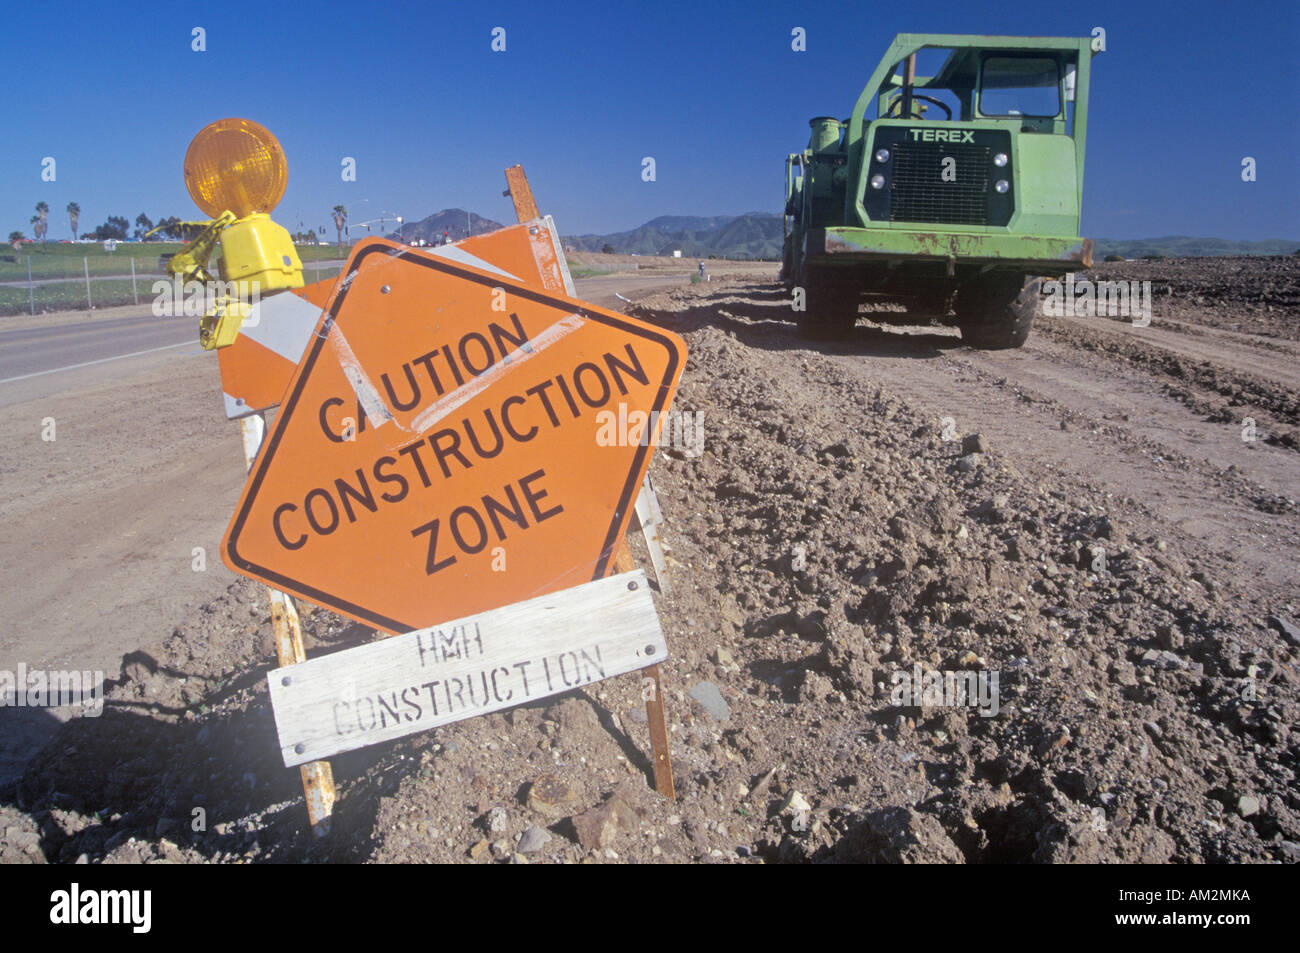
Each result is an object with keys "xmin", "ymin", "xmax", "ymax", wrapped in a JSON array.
[
  {"xmin": 35, "ymin": 202, "xmax": 49, "ymax": 242},
  {"xmin": 332, "ymin": 205, "xmax": 347, "ymax": 253},
  {"xmin": 31, "ymin": 215, "xmax": 50, "ymax": 248},
  {"xmin": 67, "ymin": 202, "xmax": 80, "ymax": 241}
]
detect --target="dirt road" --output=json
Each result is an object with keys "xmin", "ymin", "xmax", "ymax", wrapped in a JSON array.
[
  {"xmin": 2, "ymin": 258, "xmax": 1296, "ymax": 864},
  {"xmin": 711, "ymin": 277, "xmax": 1300, "ymax": 601}
]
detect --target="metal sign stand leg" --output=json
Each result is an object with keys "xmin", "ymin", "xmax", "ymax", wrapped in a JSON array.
[{"xmin": 642, "ymin": 662, "xmax": 676, "ymax": 799}]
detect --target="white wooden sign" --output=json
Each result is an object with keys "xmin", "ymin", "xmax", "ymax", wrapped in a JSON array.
[{"xmin": 267, "ymin": 570, "xmax": 667, "ymax": 766}]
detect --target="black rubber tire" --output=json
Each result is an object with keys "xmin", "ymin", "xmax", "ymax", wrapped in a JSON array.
[
  {"xmin": 955, "ymin": 274, "xmax": 1039, "ymax": 349},
  {"xmin": 796, "ymin": 264, "xmax": 859, "ymax": 340}
]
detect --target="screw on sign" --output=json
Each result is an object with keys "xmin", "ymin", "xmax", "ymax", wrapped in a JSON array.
[{"xmin": 221, "ymin": 238, "xmax": 687, "ymax": 633}]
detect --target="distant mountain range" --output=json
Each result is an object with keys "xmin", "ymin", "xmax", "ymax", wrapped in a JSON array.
[
  {"xmin": 563, "ymin": 214, "xmax": 784, "ymax": 260},
  {"xmin": 389, "ymin": 209, "xmax": 1297, "ymax": 262},
  {"xmin": 389, "ymin": 209, "xmax": 504, "ymax": 245},
  {"xmin": 1091, "ymin": 236, "xmax": 1299, "ymax": 259}
]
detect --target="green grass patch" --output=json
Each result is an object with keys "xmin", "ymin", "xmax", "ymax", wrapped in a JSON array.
[
  {"xmin": 302, "ymin": 264, "xmax": 343, "ymax": 280},
  {"xmin": 0, "ymin": 279, "xmax": 147, "ymax": 316},
  {"xmin": 0, "ymin": 265, "xmax": 345, "ymax": 317},
  {"xmin": 0, "ymin": 242, "xmax": 343, "ymax": 281},
  {"xmin": 568, "ymin": 265, "xmax": 613, "ymax": 279}
]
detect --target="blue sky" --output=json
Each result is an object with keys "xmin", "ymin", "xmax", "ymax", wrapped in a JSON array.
[{"xmin": 2, "ymin": 0, "xmax": 1297, "ymax": 241}]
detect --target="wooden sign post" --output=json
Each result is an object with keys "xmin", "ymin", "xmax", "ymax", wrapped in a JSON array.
[{"xmin": 237, "ymin": 414, "xmax": 337, "ymax": 834}]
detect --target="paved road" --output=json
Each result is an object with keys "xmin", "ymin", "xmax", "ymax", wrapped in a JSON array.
[
  {"xmin": 0, "ymin": 312, "xmax": 196, "ymax": 382},
  {"xmin": 0, "ymin": 273, "xmax": 683, "ymax": 392}
]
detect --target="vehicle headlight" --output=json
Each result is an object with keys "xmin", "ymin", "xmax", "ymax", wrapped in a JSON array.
[
  {"xmin": 994, "ymin": 179, "xmax": 1010, "ymax": 193},
  {"xmin": 993, "ymin": 152, "xmax": 1009, "ymax": 168},
  {"xmin": 870, "ymin": 174, "xmax": 886, "ymax": 190},
  {"xmin": 875, "ymin": 148, "xmax": 890, "ymax": 163}
]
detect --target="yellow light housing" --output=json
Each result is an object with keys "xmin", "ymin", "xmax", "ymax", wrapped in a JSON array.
[{"xmin": 184, "ymin": 118, "xmax": 288, "ymax": 219}]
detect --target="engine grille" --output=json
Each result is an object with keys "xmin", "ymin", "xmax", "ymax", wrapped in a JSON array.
[{"xmin": 890, "ymin": 141, "xmax": 991, "ymax": 226}]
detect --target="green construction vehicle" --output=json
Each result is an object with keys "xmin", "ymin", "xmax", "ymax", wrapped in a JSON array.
[{"xmin": 781, "ymin": 34, "xmax": 1100, "ymax": 347}]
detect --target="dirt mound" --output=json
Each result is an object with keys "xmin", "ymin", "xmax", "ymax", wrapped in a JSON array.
[{"xmin": 1090, "ymin": 256, "xmax": 1299, "ymax": 339}]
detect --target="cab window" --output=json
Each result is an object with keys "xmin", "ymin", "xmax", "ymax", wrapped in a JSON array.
[{"xmin": 979, "ymin": 56, "xmax": 1060, "ymax": 117}]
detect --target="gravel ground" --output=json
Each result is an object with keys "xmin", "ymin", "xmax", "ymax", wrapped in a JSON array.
[{"xmin": 3, "ymin": 257, "xmax": 1297, "ymax": 864}]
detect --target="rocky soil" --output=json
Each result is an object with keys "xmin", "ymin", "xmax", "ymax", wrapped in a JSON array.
[{"xmin": 3, "ymin": 257, "xmax": 1297, "ymax": 864}]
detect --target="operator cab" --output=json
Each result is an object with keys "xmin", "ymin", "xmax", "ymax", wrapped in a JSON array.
[{"xmin": 867, "ymin": 45, "xmax": 1075, "ymax": 136}]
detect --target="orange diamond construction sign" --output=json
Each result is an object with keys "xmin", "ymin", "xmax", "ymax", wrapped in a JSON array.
[{"xmin": 221, "ymin": 238, "xmax": 687, "ymax": 632}]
